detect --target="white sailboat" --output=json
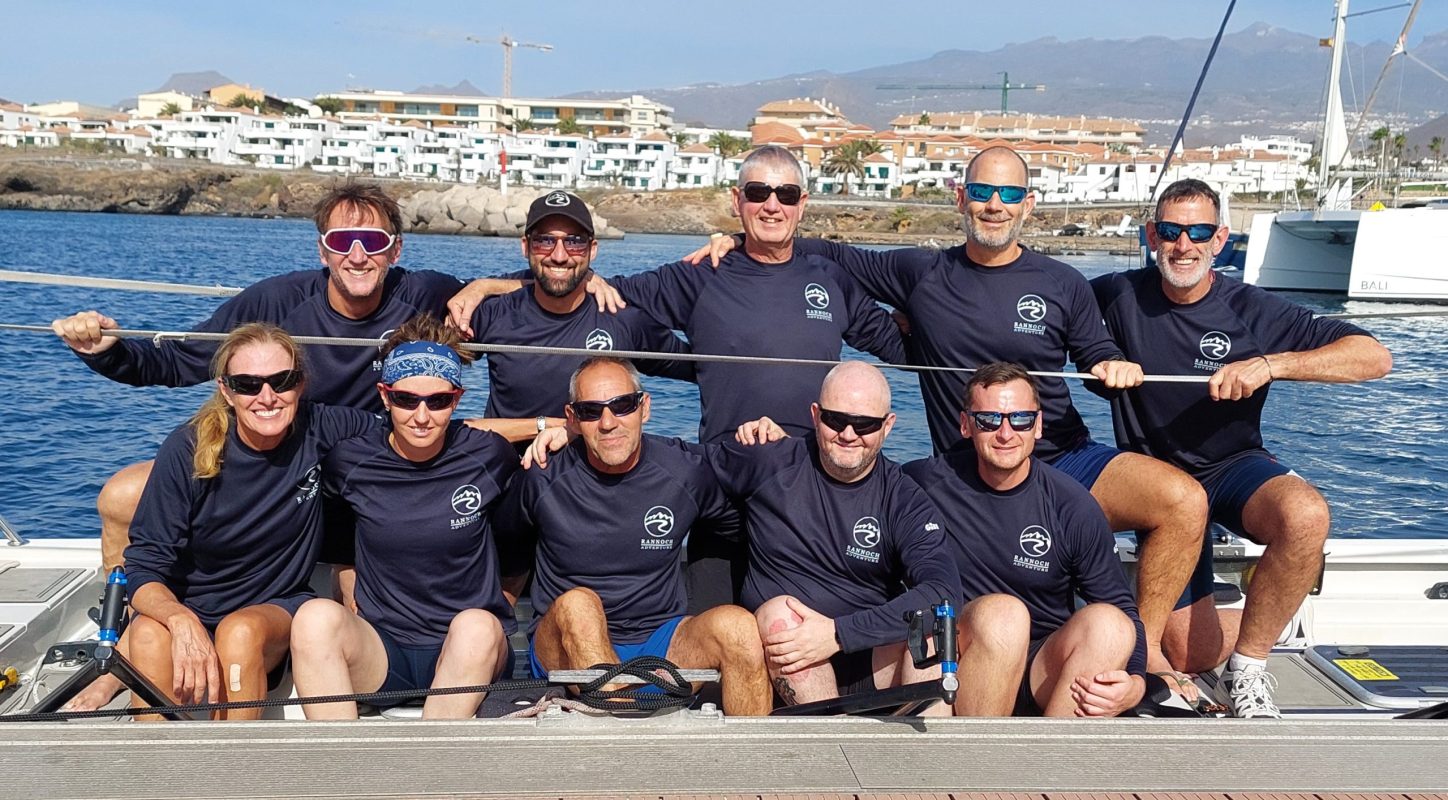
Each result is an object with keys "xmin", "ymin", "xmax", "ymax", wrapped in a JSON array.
[{"xmin": 1243, "ymin": 0, "xmax": 1448, "ymax": 302}]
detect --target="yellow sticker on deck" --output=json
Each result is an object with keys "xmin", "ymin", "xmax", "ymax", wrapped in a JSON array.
[{"xmin": 1333, "ymin": 658, "xmax": 1398, "ymax": 681}]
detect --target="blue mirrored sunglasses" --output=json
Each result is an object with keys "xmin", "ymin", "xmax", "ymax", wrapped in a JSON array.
[
  {"xmin": 964, "ymin": 182, "xmax": 1028, "ymax": 204},
  {"xmin": 1153, "ymin": 221, "xmax": 1219, "ymax": 243}
]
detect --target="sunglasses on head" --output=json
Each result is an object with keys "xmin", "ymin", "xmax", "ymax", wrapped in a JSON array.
[
  {"xmin": 1153, "ymin": 221, "xmax": 1220, "ymax": 244},
  {"xmin": 382, "ymin": 387, "xmax": 462, "ymax": 411},
  {"xmin": 963, "ymin": 182, "xmax": 1029, "ymax": 204},
  {"xmin": 321, "ymin": 227, "xmax": 395, "ymax": 256},
  {"xmin": 740, "ymin": 181, "xmax": 803, "ymax": 206},
  {"xmin": 818, "ymin": 408, "xmax": 888, "ymax": 436},
  {"xmin": 528, "ymin": 233, "xmax": 593, "ymax": 257},
  {"xmin": 222, "ymin": 369, "xmax": 303, "ymax": 396},
  {"xmin": 968, "ymin": 409, "xmax": 1040, "ymax": 432},
  {"xmin": 569, "ymin": 391, "xmax": 645, "ymax": 422}
]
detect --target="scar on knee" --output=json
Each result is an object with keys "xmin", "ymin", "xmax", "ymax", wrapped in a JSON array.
[{"xmin": 229, "ymin": 663, "xmax": 241, "ymax": 692}]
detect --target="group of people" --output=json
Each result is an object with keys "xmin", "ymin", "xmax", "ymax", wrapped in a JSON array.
[{"xmin": 49, "ymin": 143, "xmax": 1391, "ymax": 721}]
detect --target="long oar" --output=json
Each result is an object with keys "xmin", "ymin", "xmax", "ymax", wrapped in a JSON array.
[{"xmin": 0, "ymin": 269, "xmax": 242, "ymax": 297}]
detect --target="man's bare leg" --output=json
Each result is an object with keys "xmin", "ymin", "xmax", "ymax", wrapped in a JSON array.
[
  {"xmin": 667, "ymin": 605, "xmax": 770, "ymax": 715},
  {"xmin": 1028, "ymin": 603, "xmax": 1134, "ymax": 717},
  {"xmin": 754, "ymin": 596, "xmax": 839, "ymax": 705},
  {"xmin": 69, "ymin": 460, "xmax": 155, "ymax": 711},
  {"xmin": 1089, "ymin": 452, "xmax": 1207, "ymax": 673},
  {"xmin": 532, "ymin": 587, "xmax": 622, "ymax": 684},
  {"xmin": 953, "ymin": 593, "xmax": 1030, "ymax": 716},
  {"xmin": 1163, "ymin": 598, "xmax": 1239, "ymax": 673},
  {"xmin": 874, "ymin": 641, "xmax": 949, "ymax": 716},
  {"xmin": 1234, "ymin": 474, "xmax": 1328, "ymax": 659}
]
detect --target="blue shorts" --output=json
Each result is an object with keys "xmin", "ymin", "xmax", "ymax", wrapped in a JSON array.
[
  {"xmin": 374, "ymin": 625, "xmax": 514, "ymax": 706},
  {"xmin": 528, "ymin": 615, "xmax": 685, "ymax": 679},
  {"xmin": 1046, "ymin": 439, "xmax": 1122, "ymax": 490},
  {"xmin": 1175, "ymin": 452, "xmax": 1294, "ymax": 608}
]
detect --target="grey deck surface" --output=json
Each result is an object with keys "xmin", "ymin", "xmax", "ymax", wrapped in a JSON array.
[{"xmin": 7, "ymin": 717, "xmax": 1447, "ymax": 799}]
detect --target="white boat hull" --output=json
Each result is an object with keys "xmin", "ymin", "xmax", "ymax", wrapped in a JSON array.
[{"xmin": 1245, "ymin": 209, "xmax": 1448, "ymax": 301}]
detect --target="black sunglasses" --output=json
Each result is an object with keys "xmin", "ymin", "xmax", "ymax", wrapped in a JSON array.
[
  {"xmin": 741, "ymin": 181, "xmax": 803, "ymax": 206},
  {"xmin": 968, "ymin": 409, "xmax": 1040, "ymax": 432},
  {"xmin": 382, "ymin": 387, "xmax": 462, "ymax": 411},
  {"xmin": 528, "ymin": 233, "xmax": 592, "ymax": 256},
  {"xmin": 1154, "ymin": 221, "xmax": 1219, "ymax": 244},
  {"xmin": 818, "ymin": 408, "xmax": 888, "ymax": 436},
  {"xmin": 221, "ymin": 369, "xmax": 303, "ymax": 396},
  {"xmin": 570, "ymin": 391, "xmax": 645, "ymax": 422}
]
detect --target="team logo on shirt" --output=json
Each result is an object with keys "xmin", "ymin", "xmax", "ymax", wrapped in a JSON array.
[
  {"xmin": 1013, "ymin": 525, "xmax": 1052, "ymax": 572},
  {"xmin": 1014, "ymin": 294, "xmax": 1047, "ymax": 336},
  {"xmin": 804, "ymin": 283, "xmax": 834, "ymax": 322},
  {"xmin": 1196, "ymin": 330, "xmax": 1232, "ymax": 371},
  {"xmin": 450, "ymin": 484, "xmax": 483, "ymax": 530},
  {"xmin": 371, "ymin": 328, "xmax": 397, "ymax": 373},
  {"xmin": 846, "ymin": 516, "xmax": 882, "ymax": 563},
  {"xmin": 585, "ymin": 328, "xmax": 615, "ymax": 350},
  {"xmin": 641, "ymin": 505, "xmax": 676, "ymax": 550},
  {"xmin": 294, "ymin": 465, "xmax": 321, "ymax": 504}
]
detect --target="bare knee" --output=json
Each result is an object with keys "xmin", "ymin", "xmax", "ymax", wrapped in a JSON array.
[
  {"xmin": 961, "ymin": 594, "xmax": 1030, "ymax": 653},
  {"xmin": 704, "ymin": 605, "xmax": 766, "ymax": 662},
  {"xmin": 291, "ymin": 599, "xmax": 351, "ymax": 649},
  {"xmin": 1074, "ymin": 602, "xmax": 1134, "ymax": 650},
  {"xmin": 552, "ymin": 587, "xmax": 605, "ymax": 618},
  {"xmin": 213, "ymin": 613, "xmax": 270, "ymax": 663},
  {"xmin": 447, "ymin": 608, "xmax": 505, "ymax": 642},
  {"xmin": 128, "ymin": 614, "xmax": 171, "ymax": 655},
  {"xmin": 1164, "ymin": 472, "xmax": 1209, "ymax": 528},
  {"xmin": 99, "ymin": 461, "xmax": 152, "ymax": 520},
  {"xmin": 754, "ymin": 595, "xmax": 801, "ymax": 636}
]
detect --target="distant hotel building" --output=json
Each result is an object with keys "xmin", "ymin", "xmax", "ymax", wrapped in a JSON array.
[
  {"xmin": 890, "ymin": 111, "xmax": 1145, "ymax": 148},
  {"xmin": 324, "ymin": 90, "xmax": 674, "ymax": 138}
]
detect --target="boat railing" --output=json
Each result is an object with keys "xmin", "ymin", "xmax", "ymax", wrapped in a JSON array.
[{"xmin": 0, "ymin": 513, "xmax": 28, "ymax": 547}]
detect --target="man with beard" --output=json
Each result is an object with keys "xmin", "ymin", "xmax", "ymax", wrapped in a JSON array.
[
  {"xmin": 464, "ymin": 191, "xmax": 695, "ymax": 441},
  {"xmin": 723, "ymin": 362, "xmax": 960, "ymax": 707},
  {"xmin": 690, "ymin": 146, "xmax": 1205, "ymax": 685},
  {"xmin": 905, "ymin": 363, "xmax": 1146, "ymax": 717},
  {"xmin": 1091, "ymin": 178, "xmax": 1392, "ymax": 718}
]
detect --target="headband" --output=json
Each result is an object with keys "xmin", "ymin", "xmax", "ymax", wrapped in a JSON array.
[{"xmin": 382, "ymin": 340, "xmax": 463, "ymax": 388}]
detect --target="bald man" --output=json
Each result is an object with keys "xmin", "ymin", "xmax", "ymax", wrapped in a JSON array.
[
  {"xmin": 718, "ymin": 362, "xmax": 961, "ymax": 707},
  {"xmin": 693, "ymin": 146, "xmax": 1207, "ymax": 681}
]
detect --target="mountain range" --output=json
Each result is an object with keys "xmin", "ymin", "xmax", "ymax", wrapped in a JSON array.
[{"xmin": 571, "ymin": 22, "xmax": 1448, "ymax": 145}]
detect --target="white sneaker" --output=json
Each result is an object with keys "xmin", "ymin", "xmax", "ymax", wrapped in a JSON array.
[{"xmin": 1214, "ymin": 662, "xmax": 1281, "ymax": 718}]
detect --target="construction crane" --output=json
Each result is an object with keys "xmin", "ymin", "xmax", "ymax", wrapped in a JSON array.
[
  {"xmin": 465, "ymin": 34, "xmax": 553, "ymax": 98},
  {"xmin": 876, "ymin": 72, "xmax": 1045, "ymax": 115}
]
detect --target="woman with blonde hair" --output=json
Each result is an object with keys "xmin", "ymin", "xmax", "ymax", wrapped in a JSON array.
[{"xmin": 123, "ymin": 322, "xmax": 379, "ymax": 719}]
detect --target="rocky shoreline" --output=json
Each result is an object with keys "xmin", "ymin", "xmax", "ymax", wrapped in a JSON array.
[{"xmin": 0, "ymin": 155, "xmax": 1140, "ymax": 253}]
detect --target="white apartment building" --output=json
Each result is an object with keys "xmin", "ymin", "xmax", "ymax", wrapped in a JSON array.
[
  {"xmin": 1228, "ymin": 135, "xmax": 1313, "ymax": 163},
  {"xmin": 327, "ymin": 90, "xmax": 673, "ymax": 137},
  {"xmin": 890, "ymin": 111, "xmax": 1145, "ymax": 148},
  {"xmin": 154, "ymin": 108, "xmax": 262, "ymax": 163},
  {"xmin": 581, "ymin": 132, "xmax": 674, "ymax": 190},
  {"xmin": 667, "ymin": 143, "xmax": 722, "ymax": 188},
  {"xmin": 235, "ymin": 116, "xmax": 334, "ymax": 169}
]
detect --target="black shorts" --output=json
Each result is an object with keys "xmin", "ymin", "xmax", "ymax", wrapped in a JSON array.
[
  {"xmin": 831, "ymin": 647, "xmax": 879, "ymax": 696},
  {"xmin": 1013, "ymin": 636, "xmax": 1051, "ymax": 717}
]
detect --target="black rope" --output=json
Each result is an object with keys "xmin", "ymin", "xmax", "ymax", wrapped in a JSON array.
[
  {"xmin": 0, "ymin": 676, "xmax": 549, "ymax": 723},
  {"xmin": 570, "ymin": 656, "xmax": 697, "ymax": 713}
]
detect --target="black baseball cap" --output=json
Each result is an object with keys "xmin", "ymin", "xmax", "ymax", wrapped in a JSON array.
[{"xmin": 524, "ymin": 191, "xmax": 595, "ymax": 236}]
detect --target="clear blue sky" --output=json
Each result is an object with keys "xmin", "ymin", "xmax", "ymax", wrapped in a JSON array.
[{"xmin": 6, "ymin": 0, "xmax": 1444, "ymax": 106}]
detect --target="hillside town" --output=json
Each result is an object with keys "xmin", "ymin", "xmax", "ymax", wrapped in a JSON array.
[{"xmin": 0, "ymin": 81, "xmax": 1345, "ymax": 204}]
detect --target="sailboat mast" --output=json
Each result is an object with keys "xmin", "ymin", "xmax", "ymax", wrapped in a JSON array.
[{"xmin": 1317, "ymin": 0, "xmax": 1349, "ymax": 202}]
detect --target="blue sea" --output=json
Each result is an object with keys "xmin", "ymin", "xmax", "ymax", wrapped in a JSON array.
[{"xmin": 0, "ymin": 209, "xmax": 1443, "ymax": 540}]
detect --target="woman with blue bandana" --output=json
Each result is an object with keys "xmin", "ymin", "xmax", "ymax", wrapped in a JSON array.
[{"xmin": 290, "ymin": 315, "xmax": 520, "ymax": 719}]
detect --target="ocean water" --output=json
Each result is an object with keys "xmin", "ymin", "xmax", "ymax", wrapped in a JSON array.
[{"xmin": 0, "ymin": 209, "xmax": 1443, "ymax": 540}]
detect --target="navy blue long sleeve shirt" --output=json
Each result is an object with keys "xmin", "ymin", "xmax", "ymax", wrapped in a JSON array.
[
  {"xmin": 78, "ymin": 267, "xmax": 463, "ymax": 412},
  {"xmin": 610, "ymin": 252, "xmax": 906, "ymax": 442},
  {"xmin": 323, "ymin": 423, "xmax": 519, "ymax": 648},
  {"xmin": 708, "ymin": 436, "xmax": 959, "ymax": 654},
  {"xmin": 467, "ymin": 287, "xmax": 695, "ymax": 420},
  {"xmin": 1091, "ymin": 268, "xmax": 1373, "ymax": 474},
  {"xmin": 124, "ymin": 403, "xmax": 380, "ymax": 626},
  {"xmin": 793, "ymin": 239, "xmax": 1123, "ymax": 458},
  {"xmin": 904, "ymin": 447, "xmax": 1146, "ymax": 676},
  {"xmin": 496, "ymin": 434, "xmax": 736, "ymax": 645}
]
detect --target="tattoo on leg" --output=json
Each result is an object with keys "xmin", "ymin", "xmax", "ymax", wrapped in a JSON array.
[{"xmin": 773, "ymin": 676, "xmax": 798, "ymax": 706}]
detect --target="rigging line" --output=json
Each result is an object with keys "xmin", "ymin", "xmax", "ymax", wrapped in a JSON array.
[
  {"xmin": 1149, "ymin": 0, "xmax": 1236, "ymax": 204},
  {"xmin": 0, "ymin": 323, "xmax": 1210, "ymax": 384},
  {"xmin": 1322, "ymin": 309, "xmax": 1448, "ymax": 320},
  {"xmin": 0, "ymin": 269, "xmax": 242, "ymax": 297},
  {"xmin": 1338, "ymin": 0, "xmax": 1423, "ymax": 173}
]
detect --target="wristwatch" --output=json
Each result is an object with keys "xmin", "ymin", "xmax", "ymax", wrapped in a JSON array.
[{"xmin": 535, "ymin": 416, "xmax": 548, "ymax": 433}]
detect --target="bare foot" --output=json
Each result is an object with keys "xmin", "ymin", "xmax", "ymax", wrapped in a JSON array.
[{"xmin": 59, "ymin": 673, "xmax": 125, "ymax": 712}]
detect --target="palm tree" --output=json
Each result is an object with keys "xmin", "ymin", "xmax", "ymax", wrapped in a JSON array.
[
  {"xmin": 556, "ymin": 118, "xmax": 584, "ymax": 136},
  {"xmin": 1431, "ymin": 136, "xmax": 1444, "ymax": 166},
  {"xmin": 824, "ymin": 141, "xmax": 870, "ymax": 195},
  {"xmin": 708, "ymin": 132, "xmax": 748, "ymax": 159},
  {"xmin": 159, "ymin": 102, "xmax": 182, "ymax": 118},
  {"xmin": 313, "ymin": 96, "xmax": 344, "ymax": 115}
]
